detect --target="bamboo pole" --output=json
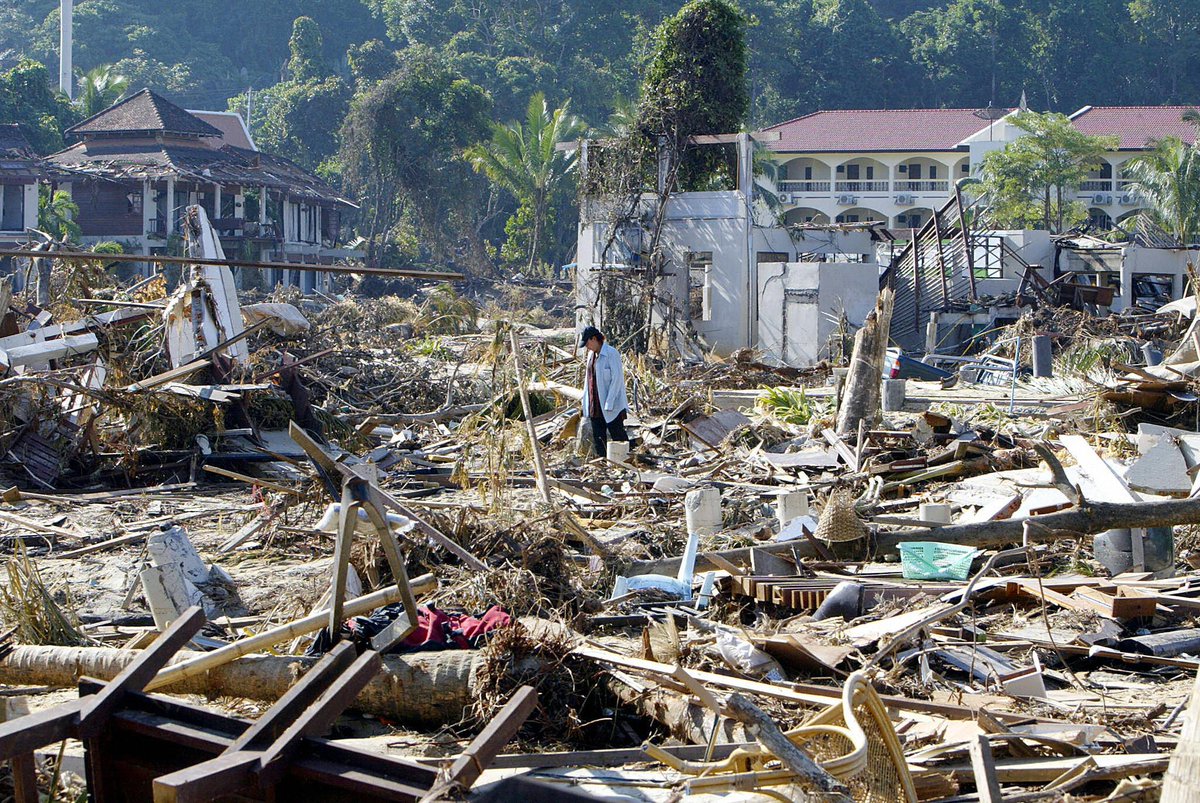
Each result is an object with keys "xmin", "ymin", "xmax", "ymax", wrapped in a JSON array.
[
  {"xmin": 509, "ymin": 327, "xmax": 552, "ymax": 505},
  {"xmin": 145, "ymin": 574, "xmax": 435, "ymax": 691}
]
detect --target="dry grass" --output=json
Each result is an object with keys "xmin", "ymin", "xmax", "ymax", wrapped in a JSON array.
[{"xmin": 0, "ymin": 541, "xmax": 89, "ymax": 646}]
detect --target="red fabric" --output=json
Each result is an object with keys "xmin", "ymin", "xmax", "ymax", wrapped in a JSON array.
[{"xmin": 399, "ymin": 605, "xmax": 512, "ymax": 651}]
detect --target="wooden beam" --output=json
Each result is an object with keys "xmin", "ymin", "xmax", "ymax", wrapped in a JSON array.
[
  {"xmin": 420, "ymin": 686, "xmax": 539, "ymax": 801},
  {"xmin": 969, "ymin": 734, "xmax": 1004, "ymax": 803},
  {"xmin": 76, "ymin": 606, "xmax": 206, "ymax": 739}
]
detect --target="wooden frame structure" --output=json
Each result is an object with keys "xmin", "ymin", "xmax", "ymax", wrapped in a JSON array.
[{"xmin": 0, "ymin": 608, "xmax": 539, "ymax": 801}]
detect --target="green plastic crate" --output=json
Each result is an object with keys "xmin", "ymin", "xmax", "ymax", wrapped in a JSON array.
[{"xmin": 898, "ymin": 541, "xmax": 980, "ymax": 581}]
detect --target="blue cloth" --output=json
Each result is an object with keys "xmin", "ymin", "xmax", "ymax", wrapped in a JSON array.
[{"xmin": 581, "ymin": 343, "xmax": 629, "ymax": 423}]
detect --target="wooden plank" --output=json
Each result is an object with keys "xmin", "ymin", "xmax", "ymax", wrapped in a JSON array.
[
  {"xmin": 821, "ymin": 428, "xmax": 858, "ymax": 465},
  {"xmin": 289, "ymin": 422, "xmax": 485, "ymax": 570},
  {"xmin": 256, "ymin": 650, "xmax": 384, "ymax": 785},
  {"xmin": 420, "ymin": 686, "xmax": 539, "ymax": 801},
  {"xmin": 0, "ymin": 699, "xmax": 39, "ymax": 803},
  {"xmin": 969, "ymin": 734, "xmax": 1003, "ymax": 803},
  {"xmin": 1058, "ymin": 435, "xmax": 1140, "ymax": 503},
  {"xmin": 77, "ymin": 607, "xmax": 206, "ymax": 739},
  {"xmin": 201, "ymin": 465, "xmax": 302, "ymax": 496},
  {"xmin": 0, "ymin": 699, "xmax": 85, "ymax": 762},
  {"xmin": 225, "ymin": 642, "xmax": 358, "ymax": 753},
  {"xmin": 329, "ymin": 487, "xmax": 359, "ymax": 643}
]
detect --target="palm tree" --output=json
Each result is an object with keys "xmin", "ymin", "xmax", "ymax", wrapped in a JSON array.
[
  {"xmin": 1123, "ymin": 136, "xmax": 1200, "ymax": 245},
  {"xmin": 38, "ymin": 186, "xmax": 80, "ymax": 242},
  {"xmin": 76, "ymin": 65, "xmax": 129, "ymax": 117},
  {"xmin": 466, "ymin": 92, "xmax": 585, "ymax": 273}
]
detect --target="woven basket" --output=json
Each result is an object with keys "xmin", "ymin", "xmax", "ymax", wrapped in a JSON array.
[{"xmin": 815, "ymin": 491, "xmax": 868, "ymax": 543}]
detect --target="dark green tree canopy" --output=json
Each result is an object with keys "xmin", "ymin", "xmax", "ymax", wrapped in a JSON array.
[
  {"xmin": 638, "ymin": 0, "xmax": 748, "ymax": 141},
  {"xmin": 287, "ymin": 16, "xmax": 327, "ymax": 82}
]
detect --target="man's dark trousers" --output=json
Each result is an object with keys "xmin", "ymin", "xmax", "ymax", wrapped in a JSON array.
[{"xmin": 590, "ymin": 410, "xmax": 628, "ymax": 458}]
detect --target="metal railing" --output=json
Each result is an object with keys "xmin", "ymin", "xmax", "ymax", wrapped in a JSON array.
[
  {"xmin": 1080, "ymin": 180, "xmax": 1113, "ymax": 191},
  {"xmin": 835, "ymin": 181, "xmax": 888, "ymax": 192},
  {"xmin": 778, "ymin": 180, "xmax": 831, "ymax": 193},
  {"xmin": 894, "ymin": 180, "xmax": 949, "ymax": 192}
]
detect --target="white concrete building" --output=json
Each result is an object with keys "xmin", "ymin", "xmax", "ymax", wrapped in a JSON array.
[
  {"xmin": 762, "ymin": 105, "xmax": 1199, "ymax": 234},
  {"xmin": 575, "ymin": 135, "xmax": 879, "ymax": 367}
]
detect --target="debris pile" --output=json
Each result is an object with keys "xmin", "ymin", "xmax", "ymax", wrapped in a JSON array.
[{"xmin": 2, "ymin": 214, "xmax": 1200, "ymax": 800}]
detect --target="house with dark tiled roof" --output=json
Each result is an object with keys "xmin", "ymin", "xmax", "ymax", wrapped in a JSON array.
[
  {"xmin": 45, "ymin": 88, "xmax": 360, "ymax": 290},
  {"xmin": 762, "ymin": 104, "xmax": 1199, "ymax": 234},
  {"xmin": 0, "ymin": 124, "xmax": 42, "ymax": 243}
]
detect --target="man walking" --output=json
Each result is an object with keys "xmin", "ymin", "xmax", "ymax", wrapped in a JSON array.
[{"xmin": 580, "ymin": 326, "xmax": 629, "ymax": 458}]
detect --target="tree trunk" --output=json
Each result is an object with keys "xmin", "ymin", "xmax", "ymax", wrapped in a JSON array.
[
  {"xmin": 629, "ymin": 495, "xmax": 1200, "ymax": 577},
  {"xmin": 836, "ymin": 288, "xmax": 893, "ymax": 436},
  {"xmin": 528, "ymin": 192, "xmax": 544, "ymax": 275},
  {"xmin": 0, "ymin": 645, "xmax": 479, "ymax": 727}
]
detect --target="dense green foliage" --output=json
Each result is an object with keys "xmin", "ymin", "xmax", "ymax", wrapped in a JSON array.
[
  {"xmin": 339, "ymin": 48, "xmax": 492, "ymax": 266},
  {"xmin": 0, "ymin": 58, "xmax": 78, "ymax": 153},
  {"xmin": 466, "ymin": 93, "xmax": 585, "ymax": 273},
  {"xmin": 1123, "ymin": 135, "xmax": 1200, "ymax": 244}
]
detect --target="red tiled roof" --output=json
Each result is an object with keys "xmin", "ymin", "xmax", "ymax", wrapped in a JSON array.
[
  {"xmin": 1070, "ymin": 106, "xmax": 1198, "ymax": 149},
  {"xmin": 761, "ymin": 108, "xmax": 1004, "ymax": 153}
]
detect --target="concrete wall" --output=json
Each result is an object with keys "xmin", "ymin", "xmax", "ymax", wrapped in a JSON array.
[
  {"xmin": 757, "ymin": 261, "xmax": 880, "ymax": 368},
  {"xmin": 1117, "ymin": 246, "xmax": 1193, "ymax": 311}
]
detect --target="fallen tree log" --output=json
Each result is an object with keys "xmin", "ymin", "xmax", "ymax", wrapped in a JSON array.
[
  {"xmin": 630, "ymin": 496, "xmax": 1200, "ymax": 577},
  {"xmin": 0, "ymin": 644, "xmax": 480, "ymax": 727}
]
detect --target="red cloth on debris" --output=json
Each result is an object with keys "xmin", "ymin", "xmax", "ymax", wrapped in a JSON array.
[{"xmin": 396, "ymin": 605, "xmax": 512, "ymax": 651}]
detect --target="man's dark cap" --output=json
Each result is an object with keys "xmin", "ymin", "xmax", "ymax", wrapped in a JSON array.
[{"xmin": 579, "ymin": 326, "xmax": 603, "ymax": 347}]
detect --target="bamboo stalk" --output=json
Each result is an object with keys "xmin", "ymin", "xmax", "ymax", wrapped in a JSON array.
[
  {"xmin": 145, "ymin": 573, "xmax": 435, "ymax": 691},
  {"xmin": 510, "ymin": 327, "xmax": 552, "ymax": 505}
]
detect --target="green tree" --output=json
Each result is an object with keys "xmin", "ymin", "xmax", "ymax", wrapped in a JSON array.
[
  {"xmin": 286, "ymin": 16, "xmax": 326, "ymax": 82},
  {"xmin": 228, "ymin": 18, "xmax": 351, "ymax": 171},
  {"xmin": 980, "ymin": 110, "xmax": 1118, "ymax": 232},
  {"xmin": 0, "ymin": 58, "xmax": 79, "ymax": 154},
  {"xmin": 639, "ymin": 0, "xmax": 749, "ymax": 153},
  {"xmin": 466, "ymin": 92, "xmax": 584, "ymax": 273},
  {"xmin": 1129, "ymin": 0, "xmax": 1200, "ymax": 103},
  {"xmin": 1123, "ymin": 136, "xmax": 1200, "ymax": 245},
  {"xmin": 76, "ymin": 64, "xmax": 129, "ymax": 117},
  {"xmin": 339, "ymin": 48, "xmax": 492, "ymax": 266},
  {"xmin": 38, "ymin": 187, "xmax": 81, "ymax": 242},
  {"xmin": 347, "ymin": 40, "xmax": 398, "ymax": 87}
]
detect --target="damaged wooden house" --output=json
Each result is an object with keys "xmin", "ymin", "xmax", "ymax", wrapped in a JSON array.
[{"xmin": 42, "ymin": 88, "xmax": 360, "ymax": 291}]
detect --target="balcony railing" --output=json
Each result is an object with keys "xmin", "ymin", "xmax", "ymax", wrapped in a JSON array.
[
  {"xmin": 1080, "ymin": 180, "xmax": 1113, "ymax": 191},
  {"xmin": 894, "ymin": 180, "xmax": 949, "ymax": 192},
  {"xmin": 778, "ymin": 180, "xmax": 831, "ymax": 193},
  {"xmin": 835, "ymin": 181, "xmax": 888, "ymax": 192}
]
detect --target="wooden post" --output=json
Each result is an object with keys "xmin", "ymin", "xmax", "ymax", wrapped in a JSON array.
[
  {"xmin": 932, "ymin": 208, "xmax": 950, "ymax": 304},
  {"xmin": 1163, "ymin": 668, "xmax": 1200, "ymax": 801},
  {"xmin": 510, "ymin": 327, "xmax": 552, "ymax": 505},
  {"xmin": 328, "ymin": 482, "xmax": 359, "ymax": 643},
  {"xmin": 835, "ymin": 288, "xmax": 893, "ymax": 436},
  {"xmin": 955, "ymin": 185, "xmax": 976, "ymax": 298}
]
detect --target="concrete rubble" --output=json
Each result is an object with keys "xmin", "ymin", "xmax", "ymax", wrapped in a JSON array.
[{"xmin": 2, "ymin": 210, "xmax": 1200, "ymax": 800}]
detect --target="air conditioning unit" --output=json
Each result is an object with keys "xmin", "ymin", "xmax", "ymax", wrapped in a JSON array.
[
  {"xmin": 777, "ymin": 192, "xmax": 791, "ymax": 205},
  {"xmin": 1119, "ymin": 193, "xmax": 1138, "ymax": 205},
  {"xmin": 836, "ymin": 194, "xmax": 858, "ymax": 205},
  {"xmin": 1092, "ymin": 193, "xmax": 1113, "ymax": 205},
  {"xmin": 895, "ymin": 194, "xmax": 915, "ymax": 205}
]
